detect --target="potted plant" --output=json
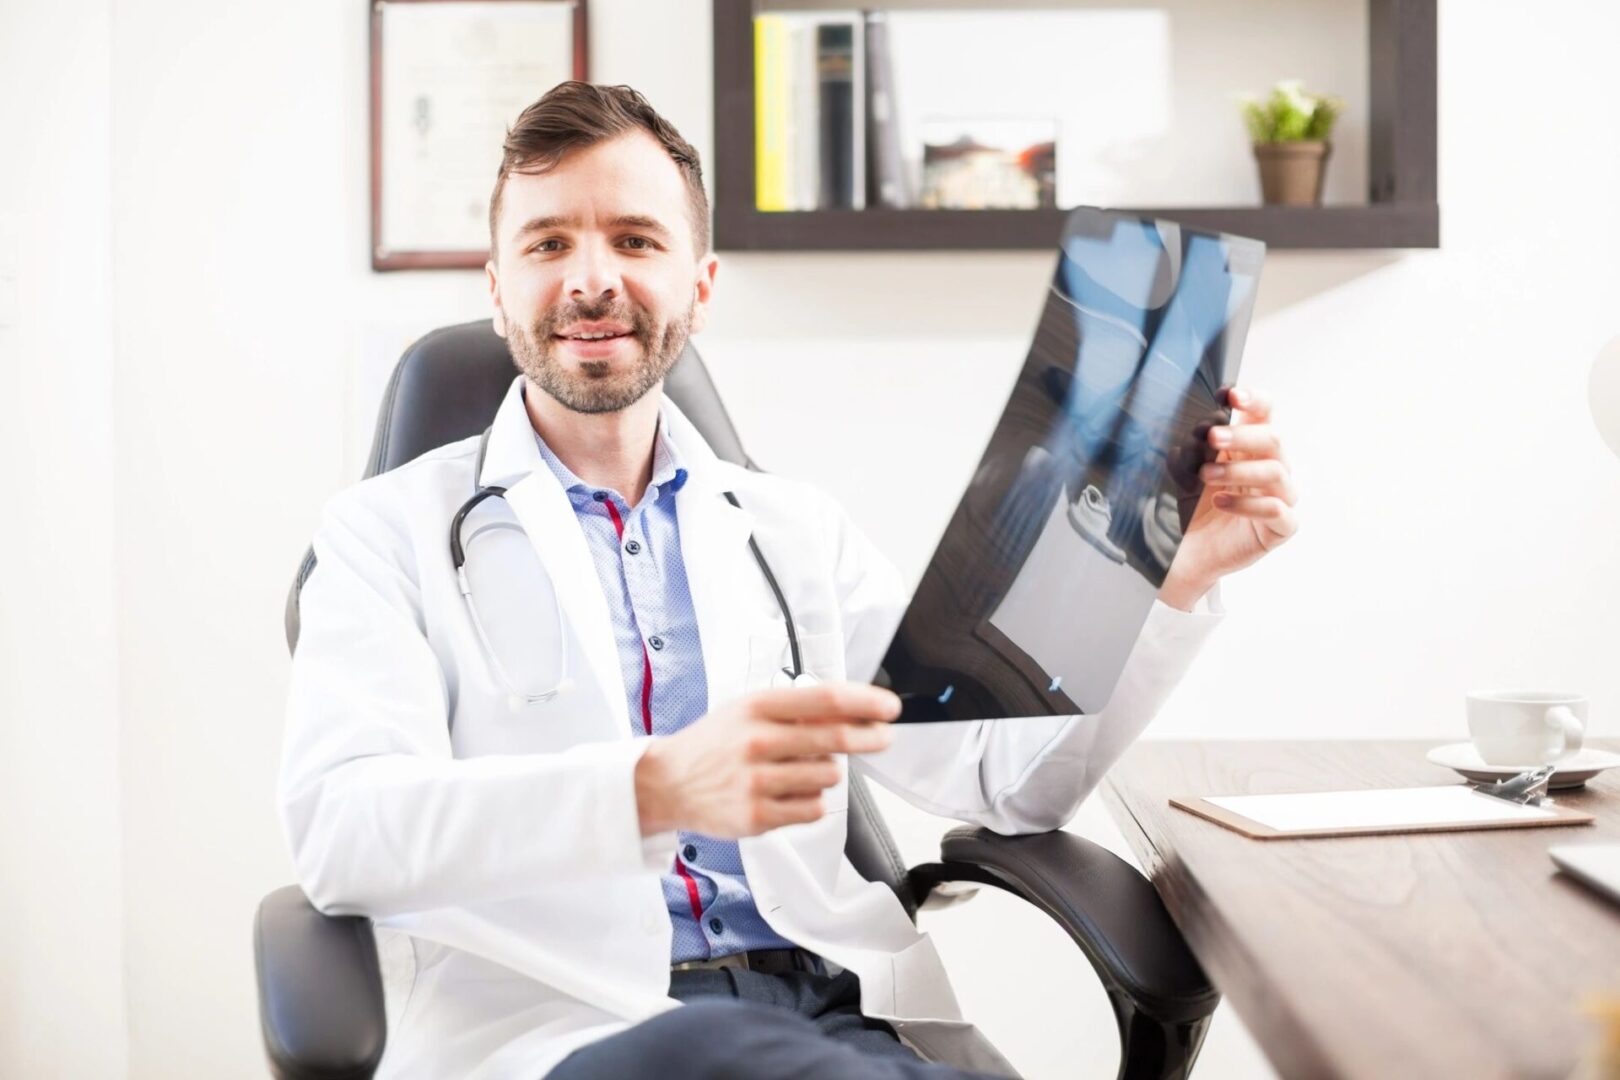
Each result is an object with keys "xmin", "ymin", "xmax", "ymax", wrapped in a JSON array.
[{"xmin": 1239, "ymin": 79, "xmax": 1343, "ymax": 206}]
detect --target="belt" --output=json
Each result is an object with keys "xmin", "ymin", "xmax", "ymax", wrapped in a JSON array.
[{"xmin": 671, "ymin": 947, "xmax": 825, "ymax": 976}]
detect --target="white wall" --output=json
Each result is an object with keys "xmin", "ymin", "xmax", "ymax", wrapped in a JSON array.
[
  {"xmin": 5, "ymin": 0, "xmax": 1619, "ymax": 1077},
  {"xmin": 0, "ymin": 2, "xmax": 128, "ymax": 1077}
]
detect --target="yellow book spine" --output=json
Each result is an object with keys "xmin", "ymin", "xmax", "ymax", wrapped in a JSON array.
[{"xmin": 755, "ymin": 15, "xmax": 788, "ymax": 211}]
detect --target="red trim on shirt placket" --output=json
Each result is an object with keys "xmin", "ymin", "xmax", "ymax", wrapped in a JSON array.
[
  {"xmin": 605, "ymin": 496, "xmax": 705, "ymax": 927},
  {"xmin": 639, "ymin": 651, "xmax": 654, "ymax": 736},
  {"xmin": 603, "ymin": 498, "xmax": 654, "ymax": 735},
  {"xmin": 602, "ymin": 496, "xmax": 627, "ymax": 538},
  {"xmin": 672, "ymin": 856, "xmax": 705, "ymax": 920}
]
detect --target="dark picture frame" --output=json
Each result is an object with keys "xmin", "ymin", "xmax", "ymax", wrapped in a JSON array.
[{"xmin": 370, "ymin": 0, "xmax": 589, "ymax": 271}]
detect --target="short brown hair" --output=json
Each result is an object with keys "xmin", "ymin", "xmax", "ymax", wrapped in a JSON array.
[{"xmin": 488, "ymin": 82, "xmax": 709, "ymax": 258}]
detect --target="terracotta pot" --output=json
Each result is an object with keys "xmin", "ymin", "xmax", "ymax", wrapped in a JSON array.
[{"xmin": 1253, "ymin": 140, "xmax": 1331, "ymax": 206}]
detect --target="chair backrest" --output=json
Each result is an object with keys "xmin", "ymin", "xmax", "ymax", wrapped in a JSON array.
[{"xmin": 286, "ymin": 320, "xmax": 916, "ymax": 917}]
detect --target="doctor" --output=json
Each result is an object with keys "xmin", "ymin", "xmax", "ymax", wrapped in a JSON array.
[{"xmin": 279, "ymin": 82, "xmax": 1298, "ymax": 1080}]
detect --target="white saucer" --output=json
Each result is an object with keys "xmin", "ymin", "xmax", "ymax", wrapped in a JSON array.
[{"xmin": 1426, "ymin": 742, "xmax": 1620, "ymax": 789}]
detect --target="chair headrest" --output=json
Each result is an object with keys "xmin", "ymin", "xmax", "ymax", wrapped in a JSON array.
[{"xmin": 363, "ymin": 319, "xmax": 753, "ymax": 479}]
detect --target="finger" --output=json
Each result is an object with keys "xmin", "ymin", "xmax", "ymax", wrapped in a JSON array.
[
  {"xmin": 1209, "ymin": 423, "xmax": 1283, "ymax": 461},
  {"xmin": 750, "ymin": 760, "xmax": 843, "ymax": 798},
  {"xmin": 1226, "ymin": 386, "xmax": 1273, "ymax": 423},
  {"xmin": 754, "ymin": 795, "xmax": 824, "ymax": 830},
  {"xmin": 748, "ymin": 682, "xmax": 901, "ymax": 725},
  {"xmin": 756, "ymin": 721, "xmax": 894, "ymax": 761},
  {"xmin": 1200, "ymin": 460, "xmax": 1298, "ymax": 506},
  {"xmin": 1210, "ymin": 493, "xmax": 1298, "ymax": 531}
]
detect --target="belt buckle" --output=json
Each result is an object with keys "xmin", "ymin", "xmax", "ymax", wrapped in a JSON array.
[{"xmin": 673, "ymin": 951, "xmax": 751, "ymax": 973}]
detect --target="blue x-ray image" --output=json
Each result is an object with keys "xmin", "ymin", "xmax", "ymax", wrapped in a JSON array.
[{"xmin": 882, "ymin": 207, "xmax": 1264, "ymax": 723}]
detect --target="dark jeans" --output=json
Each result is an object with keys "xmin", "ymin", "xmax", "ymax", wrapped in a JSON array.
[{"xmin": 547, "ymin": 966, "xmax": 1000, "ymax": 1079}]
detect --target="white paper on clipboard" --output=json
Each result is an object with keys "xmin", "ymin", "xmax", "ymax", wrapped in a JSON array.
[{"xmin": 1203, "ymin": 786, "xmax": 1559, "ymax": 833}]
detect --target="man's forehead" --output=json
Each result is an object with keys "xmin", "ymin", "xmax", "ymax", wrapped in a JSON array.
[{"xmin": 499, "ymin": 133, "xmax": 689, "ymax": 238}]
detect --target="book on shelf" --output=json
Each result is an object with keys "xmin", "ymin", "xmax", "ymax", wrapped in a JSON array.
[
  {"xmin": 753, "ymin": 11, "xmax": 867, "ymax": 212},
  {"xmin": 863, "ymin": 10, "xmax": 911, "ymax": 210},
  {"xmin": 754, "ymin": 14, "xmax": 790, "ymax": 211}
]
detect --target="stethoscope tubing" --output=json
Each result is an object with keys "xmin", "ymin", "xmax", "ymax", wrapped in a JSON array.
[
  {"xmin": 452, "ymin": 426, "xmax": 805, "ymax": 704},
  {"xmin": 722, "ymin": 491, "xmax": 802, "ymax": 679}
]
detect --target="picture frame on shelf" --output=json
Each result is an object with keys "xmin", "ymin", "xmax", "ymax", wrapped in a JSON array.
[{"xmin": 918, "ymin": 117, "xmax": 1058, "ymax": 211}]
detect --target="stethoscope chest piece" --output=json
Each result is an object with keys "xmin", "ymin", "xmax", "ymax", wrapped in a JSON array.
[{"xmin": 771, "ymin": 667, "xmax": 820, "ymax": 689}]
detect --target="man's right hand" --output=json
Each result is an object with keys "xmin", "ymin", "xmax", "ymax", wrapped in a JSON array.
[{"xmin": 634, "ymin": 682, "xmax": 901, "ymax": 839}]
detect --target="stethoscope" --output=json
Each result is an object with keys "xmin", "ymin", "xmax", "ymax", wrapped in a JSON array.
[{"xmin": 451, "ymin": 426, "xmax": 809, "ymax": 705}]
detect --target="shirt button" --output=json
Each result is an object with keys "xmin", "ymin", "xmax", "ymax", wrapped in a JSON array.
[
  {"xmin": 709, "ymin": 917, "xmax": 724, "ymax": 935},
  {"xmin": 592, "ymin": 491, "xmax": 607, "ymax": 502},
  {"xmin": 624, "ymin": 539, "xmax": 642, "ymax": 555},
  {"xmin": 683, "ymin": 843, "xmax": 698, "ymax": 861},
  {"xmin": 649, "ymin": 635, "xmax": 665, "ymax": 651}
]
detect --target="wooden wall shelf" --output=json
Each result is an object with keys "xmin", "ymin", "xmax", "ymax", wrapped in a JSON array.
[{"xmin": 712, "ymin": 0, "xmax": 1439, "ymax": 252}]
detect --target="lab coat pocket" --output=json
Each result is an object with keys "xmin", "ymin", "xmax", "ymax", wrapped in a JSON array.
[
  {"xmin": 889, "ymin": 932, "xmax": 964, "ymax": 1021},
  {"xmin": 748, "ymin": 628, "xmax": 847, "ymax": 686},
  {"xmin": 453, "ymin": 667, "xmax": 617, "ymax": 756}
]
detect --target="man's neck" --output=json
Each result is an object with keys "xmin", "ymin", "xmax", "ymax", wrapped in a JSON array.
[{"xmin": 524, "ymin": 379, "xmax": 663, "ymax": 506}]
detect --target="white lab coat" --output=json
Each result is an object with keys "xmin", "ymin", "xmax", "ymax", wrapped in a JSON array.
[{"xmin": 279, "ymin": 374, "xmax": 1224, "ymax": 1079}]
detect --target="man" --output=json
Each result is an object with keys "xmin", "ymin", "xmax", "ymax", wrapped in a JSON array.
[{"xmin": 279, "ymin": 82, "xmax": 1298, "ymax": 1080}]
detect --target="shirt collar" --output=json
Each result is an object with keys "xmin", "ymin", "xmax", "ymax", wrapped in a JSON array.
[
  {"xmin": 524, "ymin": 386, "xmax": 689, "ymax": 506},
  {"xmin": 481, "ymin": 374, "xmax": 727, "ymax": 498}
]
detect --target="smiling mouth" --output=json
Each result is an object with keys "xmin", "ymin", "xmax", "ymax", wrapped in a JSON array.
[{"xmin": 554, "ymin": 328, "xmax": 635, "ymax": 342}]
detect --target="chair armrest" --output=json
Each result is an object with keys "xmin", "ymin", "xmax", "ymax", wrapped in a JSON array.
[
  {"xmin": 907, "ymin": 827, "xmax": 1218, "ymax": 1026},
  {"xmin": 254, "ymin": 885, "xmax": 387, "ymax": 1080}
]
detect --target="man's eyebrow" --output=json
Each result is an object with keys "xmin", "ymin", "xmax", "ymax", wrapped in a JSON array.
[{"xmin": 514, "ymin": 214, "xmax": 674, "ymax": 239}]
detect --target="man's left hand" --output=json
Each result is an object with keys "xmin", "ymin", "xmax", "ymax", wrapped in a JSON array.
[{"xmin": 1158, "ymin": 385, "xmax": 1299, "ymax": 611}]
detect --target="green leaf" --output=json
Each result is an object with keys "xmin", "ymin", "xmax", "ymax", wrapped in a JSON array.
[{"xmin": 1239, "ymin": 80, "xmax": 1340, "ymax": 143}]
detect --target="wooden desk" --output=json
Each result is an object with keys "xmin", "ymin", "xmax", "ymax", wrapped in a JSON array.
[{"xmin": 1100, "ymin": 740, "xmax": 1620, "ymax": 1080}]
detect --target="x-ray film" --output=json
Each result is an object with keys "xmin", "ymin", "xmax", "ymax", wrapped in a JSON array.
[{"xmin": 880, "ymin": 207, "xmax": 1264, "ymax": 723}]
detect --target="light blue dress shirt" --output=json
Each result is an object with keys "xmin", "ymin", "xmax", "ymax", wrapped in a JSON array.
[{"xmin": 530, "ymin": 405, "xmax": 797, "ymax": 963}]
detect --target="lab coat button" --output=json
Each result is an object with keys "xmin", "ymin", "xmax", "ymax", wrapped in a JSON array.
[
  {"xmin": 624, "ymin": 539, "xmax": 642, "ymax": 555},
  {"xmin": 649, "ymin": 635, "xmax": 665, "ymax": 651},
  {"xmin": 709, "ymin": 917, "xmax": 724, "ymax": 935},
  {"xmin": 683, "ymin": 843, "xmax": 698, "ymax": 861}
]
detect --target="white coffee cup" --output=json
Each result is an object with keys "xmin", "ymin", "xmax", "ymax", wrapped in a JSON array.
[{"xmin": 1465, "ymin": 689, "xmax": 1587, "ymax": 765}]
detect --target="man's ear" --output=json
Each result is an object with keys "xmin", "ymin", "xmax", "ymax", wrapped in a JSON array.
[
  {"xmin": 486, "ymin": 258, "xmax": 508, "ymax": 339},
  {"xmin": 689, "ymin": 253, "xmax": 719, "ymax": 335}
]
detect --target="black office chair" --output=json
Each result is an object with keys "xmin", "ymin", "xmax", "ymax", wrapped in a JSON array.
[{"xmin": 254, "ymin": 321, "xmax": 1219, "ymax": 1080}]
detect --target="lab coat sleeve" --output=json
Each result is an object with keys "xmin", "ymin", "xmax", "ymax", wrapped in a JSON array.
[
  {"xmin": 827, "ymin": 495, "xmax": 1225, "ymax": 835},
  {"xmin": 278, "ymin": 489, "xmax": 673, "ymax": 920}
]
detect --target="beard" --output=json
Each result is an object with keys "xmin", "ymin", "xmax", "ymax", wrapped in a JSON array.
[{"xmin": 506, "ymin": 294, "xmax": 694, "ymax": 415}]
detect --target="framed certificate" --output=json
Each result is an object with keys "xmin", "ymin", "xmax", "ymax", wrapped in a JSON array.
[{"xmin": 370, "ymin": 0, "xmax": 588, "ymax": 270}]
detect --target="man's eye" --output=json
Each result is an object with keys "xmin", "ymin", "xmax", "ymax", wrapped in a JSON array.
[
  {"xmin": 622, "ymin": 236, "xmax": 653, "ymax": 250},
  {"xmin": 535, "ymin": 239, "xmax": 564, "ymax": 253}
]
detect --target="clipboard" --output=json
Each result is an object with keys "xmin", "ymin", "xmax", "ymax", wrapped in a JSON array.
[{"xmin": 1171, "ymin": 784, "xmax": 1596, "ymax": 840}]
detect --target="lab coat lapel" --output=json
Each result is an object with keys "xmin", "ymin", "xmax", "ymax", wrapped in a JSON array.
[
  {"xmin": 661, "ymin": 399, "xmax": 757, "ymax": 715},
  {"xmin": 662, "ymin": 401, "xmax": 824, "ymax": 921},
  {"xmin": 478, "ymin": 378, "xmax": 631, "ymax": 738}
]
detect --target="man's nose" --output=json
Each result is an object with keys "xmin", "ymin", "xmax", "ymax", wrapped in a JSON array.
[{"xmin": 562, "ymin": 238, "xmax": 623, "ymax": 304}]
